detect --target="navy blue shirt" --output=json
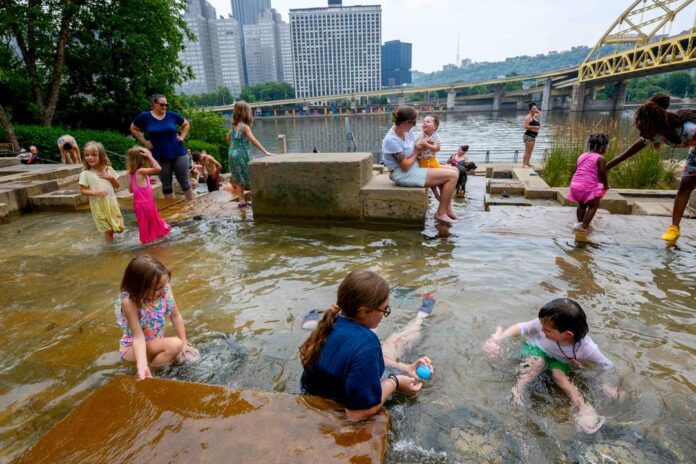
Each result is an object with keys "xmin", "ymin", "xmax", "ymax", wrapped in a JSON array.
[
  {"xmin": 132, "ymin": 111, "xmax": 186, "ymax": 161},
  {"xmin": 301, "ymin": 316, "xmax": 384, "ymax": 410}
]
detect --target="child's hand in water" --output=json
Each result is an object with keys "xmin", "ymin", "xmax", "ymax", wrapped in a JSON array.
[
  {"xmin": 482, "ymin": 327, "xmax": 504, "ymax": 358},
  {"xmin": 601, "ymin": 383, "xmax": 625, "ymax": 401},
  {"xmin": 404, "ymin": 357, "xmax": 433, "ymax": 379},
  {"xmin": 395, "ymin": 374, "xmax": 423, "ymax": 393},
  {"xmin": 137, "ymin": 365, "xmax": 153, "ymax": 380}
]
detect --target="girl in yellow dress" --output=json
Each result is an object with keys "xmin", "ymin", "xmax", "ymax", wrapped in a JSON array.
[{"xmin": 78, "ymin": 141, "xmax": 124, "ymax": 242}]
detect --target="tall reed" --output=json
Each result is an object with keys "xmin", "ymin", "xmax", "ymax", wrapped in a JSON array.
[{"xmin": 542, "ymin": 116, "xmax": 677, "ymax": 189}]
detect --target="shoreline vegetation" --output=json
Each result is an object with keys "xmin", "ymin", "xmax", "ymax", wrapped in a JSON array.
[{"xmin": 543, "ymin": 118, "xmax": 678, "ymax": 190}]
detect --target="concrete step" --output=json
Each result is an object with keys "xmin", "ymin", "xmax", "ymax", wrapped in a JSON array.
[
  {"xmin": 15, "ymin": 376, "xmax": 388, "ymax": 464},
  {"xmin": 512, "ymin": 168, "xmax": 556, "ymax": 200},
  {"xmin": 360, "ymin": 173, "xmax": 427, "ymax": 224},
  {"xmin": 0, "ymin": 158, "xmax": 21, "ymax": 167},
  {"xmin": 0, "ymin": 163, "xmax": 83, "ymax": 183},
  {"xmin": 31, "ymin": 189, "xmax": 89, "ymax": 212},
  {"xmin": 486, "ymin": 179, "xmax": 525, "ymax": 195},
  {"xmin": 484, "ymin": 193, "xmax": 531, "ymax": 211},
  {"xmin": 555, "ymin": 188, "xmax": 629, "ymax": 214},
  {"xmin": 0, "ymin": 179, "xmax": 59, "ymax": 213},
  {"xmin": 632, "ymin": 200, "xmax": 674, "ymax": 217}
]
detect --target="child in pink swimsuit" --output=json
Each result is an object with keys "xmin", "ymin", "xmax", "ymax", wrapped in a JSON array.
[
  {"xmin": 127, "ymin": 146, "xmax": 171, "ymax": 244},
  {"xmin": 567, "ymin": 133, "xmax": 609, "ymax": 233}
]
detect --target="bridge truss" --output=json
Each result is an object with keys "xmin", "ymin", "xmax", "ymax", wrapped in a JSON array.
[{"xmin": 580, "ymin": 0, "xmax": 696, "ymax": 82}]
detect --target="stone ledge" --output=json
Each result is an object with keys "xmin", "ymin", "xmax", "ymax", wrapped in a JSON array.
[
  {"xmin": 360, "ymin": 173, "xmax": 427, "ymax": 224},
  {"xmin": 0, "ymin": 179, "xmax": 59, "ymax": 212},
  {"xmin": 14, "ymin": 376, "xmax": 389, "ymax": 464},
  {"xmin": 0, "ymin": 158, "xmax": 20, "ymax": 167},
  {"xmin": 554, "ymin": 188, "xmax": 629, "ymax": 214},
  {"xmin": 486, "ymin": 179, "xmax": 524, "ymax": 195},
  {"xmin": 512, "ymin": 168, "xmax": 556, "ymax": 200},
  {"xmin": 484, "ymin": 193, "xmax": 531, "ymax": 211}
]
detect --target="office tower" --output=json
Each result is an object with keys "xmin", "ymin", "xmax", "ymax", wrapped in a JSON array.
[
  {"xmin": 243, "ymin": 9, "xmax": 293, "ymax": 86},
  {"xmin": 178, "ymin": 0, "xmax": 218, "ymax": 95},
  {"xmin": 290, "ymin": 3, "xmax": 382, "ymax": 99},
  {"xmin": 178, "ymin": 0, "xmax": 244, "ymax": 97},
  {"xmin": 382, "ymin": 40, "xmax": 412, "ymax": 87},
  {"xmin": 212, "ymin": 16, "xmax": 245, "ymax": 97},
  {"xmin": 231, "ymin": 0, "xmax": 271, "ymax": 25}
]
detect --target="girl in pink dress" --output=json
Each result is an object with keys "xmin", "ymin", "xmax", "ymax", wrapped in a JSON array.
[
  {"xmin": 127, "ymin": 146, "xmax": 171, "ymax": 244},
  {"xmin": 567, "ymin": 133, "xmax": 609, "ymax": 233}
]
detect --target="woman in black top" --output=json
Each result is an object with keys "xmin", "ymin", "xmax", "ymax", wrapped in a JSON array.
[{"xmin": 522, "ymin": 102, "xmax": 541, "ymax": 168}]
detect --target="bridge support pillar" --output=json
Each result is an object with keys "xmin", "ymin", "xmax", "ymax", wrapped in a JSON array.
[
  {"xmin": 541, "ymin": 78, "xmax": 552, "ymax": 112},
  {"xmin": 397, "ymin": 95, "xmax": 405, "ymax": 107},
  {"xmin": 612, "ymin": 80, "xmax": 628, "ymax": 113},
  {"xmin": 570, "ymin": 82, "xmax": 587, "ymax": 112},
  {"xmin": 492, "ymin": 84, "xmax": 504, "ymax": 111},
  {"xmin": 446, "ymin": 90, "xmax": 456, "ymax": 110}
]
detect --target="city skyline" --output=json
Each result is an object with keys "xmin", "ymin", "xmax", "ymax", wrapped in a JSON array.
[{"xmin": 208, "ymin": 0, "xmax": 696, "ymax": 73}]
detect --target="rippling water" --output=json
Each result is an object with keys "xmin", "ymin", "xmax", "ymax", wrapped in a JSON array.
[{"xmin": 1, "ymin": 158, "xmax": 695, "ymax": 461}]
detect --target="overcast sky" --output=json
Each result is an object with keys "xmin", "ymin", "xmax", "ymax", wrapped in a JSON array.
[{"xmin": 207, "ymin": 0, "xmax": 696, "ymax": 73}]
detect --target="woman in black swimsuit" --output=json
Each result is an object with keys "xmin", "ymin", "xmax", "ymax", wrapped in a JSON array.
[{"xmin": 522, "ymin": 102, "xmax": 541, "ymax": 168}]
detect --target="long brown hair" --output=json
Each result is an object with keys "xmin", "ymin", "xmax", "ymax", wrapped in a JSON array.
[
  {"xmin": 126, "ymin": 146, "xmax": 151, "ymax": 174},
  {"xmin": 121, "ymin": 255, "xmax": 171, "ymax": 308},
  {"xmin": 232, "ymin": 101, "xmax": 253, "ymax": 126},
  {"xmin": 635, "ymin": 93, "xmax": 696, "ymax": 143},
  {"xmin": 299, "ymin": 271, "xmax": 390, "ymax": 372},
  {"xmin": 82, "ymin": 141, "xmax": 111, "ymax": 171}
]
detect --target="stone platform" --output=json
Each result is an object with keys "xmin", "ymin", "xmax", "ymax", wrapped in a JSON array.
[
  {"xmin": 249, "ymin": 153, "xmax": 427, "ymax": 226},
  {"xmin": 14, "ymin": 376, "xmax": 389, "ymax": 464}
]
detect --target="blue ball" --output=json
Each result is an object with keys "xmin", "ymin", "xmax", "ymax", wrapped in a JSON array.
[{"xmin": 416, "ymin": 365, "xmax": 432, "ymax": 380}]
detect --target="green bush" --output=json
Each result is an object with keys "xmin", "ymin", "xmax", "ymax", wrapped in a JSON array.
[
  {"xmin": 542, "ymin": 118, "xmax": 676, "ymax": 190},
  {"xmin": 0, "ymin": 124, "xmax": 134, "ymax": 169}
]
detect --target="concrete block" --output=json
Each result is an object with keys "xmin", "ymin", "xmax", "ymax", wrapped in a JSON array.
[
  {"xmin": 0, "ymin": 202, "xmax": 8, "ymax": 223},
  {"xmin": 0, "ymin": 158, "xmax": 20, "ymax": 167},
  {"xmin": 486, "ymin": 179, "xmax": 524, "ymax": 195},
  {"xmin": 249, "ymin": 153, "xmax": 373, "ymax": 221},
  {"xmin": 512, "ymin": 168, "xmax": 556, "ymax": 199},
  {"xmin": 360, "ymin": 173, "xmax": 427, "ymax": 224},
  {"xmin": 484, "ymin": 193, "xmax": 531, "ymax": 211},
  {"xmin": 0, "ymin": 164, "xmax": 82, "ymax": 183},
  {"xmin": 491, "ymin": 170, "xmax": 513, "ymax": 179},
  {"xmin": 632, "ymin": 201, "xmax": 674, "ymax": 217},
  {"xmin": 30, "ymin": 190, "xmax": 89, "ymax": 211},
  {"xmin": 15, "ymin": 376, "xmax": 389, "ymax": 464},
  {"xmin": 0, "ymin": 179, "xmax": 58, "ymax": 212},
  {"xmin": 555, "ymin": 188, "xmax": 628, "ymax": 214}
]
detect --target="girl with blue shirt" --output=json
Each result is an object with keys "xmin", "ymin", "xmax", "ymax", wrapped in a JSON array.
[
  {"xmin": 300, "ymin": 271, "xmax": 434, "ymax": 422},
  {"xmin": 130, "ymin": 94, "xmax": 193, "ymax": 201},
  {"xmin": 381, "ymin": 106, "xmax": 459, "ymax": 223}
]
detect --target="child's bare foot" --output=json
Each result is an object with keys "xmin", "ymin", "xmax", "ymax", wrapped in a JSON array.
[
  {"xmin": 573, "ymin": 403, "xmax": 605, "ymax": 434},
  {"xmin": 447, "ymin": 210, "xmax": 459, "ymax": 220},
  {"xmin": 435, "ymin": 212, "xmax": 455, "ymax": 223}
]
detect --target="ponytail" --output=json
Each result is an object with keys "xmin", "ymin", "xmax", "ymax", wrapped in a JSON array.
[{"xmin": 300, "ymin": 304, "xmax": 342, "ymax": 372}]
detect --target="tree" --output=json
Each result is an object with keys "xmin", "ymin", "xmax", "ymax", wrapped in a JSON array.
[
  {"xmin": 239, "ymin": 82, "xmax": 295, "ymax": 102},
  {"xmin": 0, "ymin": 0, "xmax": 86, "ymax": 126},
  {"xmin": 0, "ymin": 0, "xmax": 191, "ymax": 130},
  {"xmin": 666, "ymin": 72, "xmax": 694, "ymax": 98}
]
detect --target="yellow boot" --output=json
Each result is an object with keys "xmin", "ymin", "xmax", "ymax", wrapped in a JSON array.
[{"xmin": 662, "ymin": 225, "xmax": 680, "ymax": 242}]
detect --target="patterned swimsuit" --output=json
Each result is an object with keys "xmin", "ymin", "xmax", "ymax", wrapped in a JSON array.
[{"xmin": 115, "ymin": 284, "xmax": 175, "ymax": 358}]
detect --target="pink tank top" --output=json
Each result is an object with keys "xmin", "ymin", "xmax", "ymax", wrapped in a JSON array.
[
  {"xmin": 570, "ymin": 152, "xmax": 602, "ymax": 190},
  {"xmin": 130, "ymin": 173, "xmax": 154, "ymax": 204}
]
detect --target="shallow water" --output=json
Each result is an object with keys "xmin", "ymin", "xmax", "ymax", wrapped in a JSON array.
[{"xmin": 1, "ymin": 176, "xmax": 695, "ymax": 463}]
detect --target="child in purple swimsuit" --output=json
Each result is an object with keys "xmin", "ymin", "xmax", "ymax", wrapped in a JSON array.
[{"xmin": 567, "ymin": 133, "xmax": 609, "ymax": 233}]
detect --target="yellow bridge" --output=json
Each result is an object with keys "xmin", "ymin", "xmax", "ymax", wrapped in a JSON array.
[{"xmin": 208, "ymin": 0, "xmax": 696, "ymax": 113}]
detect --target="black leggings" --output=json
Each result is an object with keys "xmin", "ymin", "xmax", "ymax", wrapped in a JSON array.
[{"xmin": 159, "ymin": 155, "xmax": 191, "ymax": 195}]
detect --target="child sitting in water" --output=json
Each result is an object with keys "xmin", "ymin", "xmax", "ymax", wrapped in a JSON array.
[
  {"xmin": 567, "ymin": 133, "xmax": 609, "ymax": 233},
  {"xmin": 115, "ymin": 255, "xmax": 199, "ymax": 380},
  {"xmin": 482, "ymin": 298, "xmax": 621, "ymax": 434}
]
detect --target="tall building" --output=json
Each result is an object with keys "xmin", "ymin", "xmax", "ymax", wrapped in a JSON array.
[
  {"xmin": 178, "ymin": 0, "xmax": 218, "ymax": 95},
  {"xmin": 178, "ymin": 0, "xmax": 244, "ymax": 97},
  {"xmin": 290, "ymin": 2, "xmax": 381, "ymax": 99},
  {"xmin": 382, "ymin": 40, "xmax": 412, "ymax": 87},
  {"xmin": 231, "ymin": 0, "xmax": 271, "ymax": 25},
  {"xmin": 212, "ymin": 16, "xmax": 245, "ymax": 97},
  {"xmin": 242, "ymin": 9, "xmax": 294, "ymax": 86}
]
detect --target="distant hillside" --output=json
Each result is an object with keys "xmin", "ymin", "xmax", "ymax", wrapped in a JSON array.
[{"xmin": 412, "ymin": 46, "xmax": 591, "ymax": 85}]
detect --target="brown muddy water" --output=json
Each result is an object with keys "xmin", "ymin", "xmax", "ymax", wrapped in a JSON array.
[{"xmin": 0, "ymin": 176, "xmax": 694, "ymax": 463}]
